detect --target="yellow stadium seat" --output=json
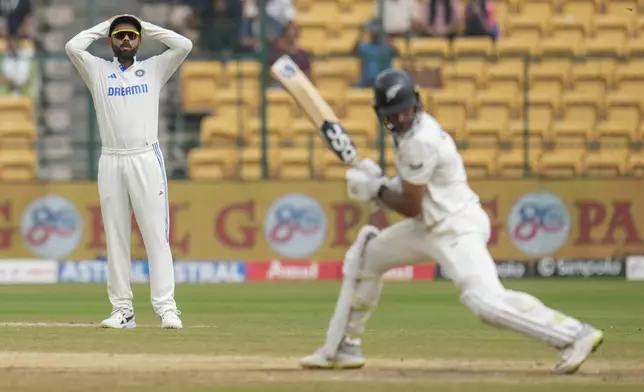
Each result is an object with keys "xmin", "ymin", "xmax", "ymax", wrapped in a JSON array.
[
  {"xmin": 583, "ymin": 149, "xmax": 628, "ymax": 177},
  {"xmin": 409, "ymin": 38, "xmax": 450, "ymax": 58},
  {"xmin": 486, "ymin": 59, "xmax": 524, "ymax": 95},
  {"xmin": 276, "ymin": 148, "xmax": 314, "ymax": 180},
  {"xmin": 519, "ymin": 0, "xmax": 556, "ymax": 19},
  {"xmin": 540, "ymin": 37, "xmax": 583, "ymax": 67},
  {"xmin": 239, "ymin": 148, "xmax": 277, "ymax": 180},
  {"xmin": 475, "ymin": 91, "xmax": 516, "ymax": 125},
  {"xmin": 605, "ymin": 93, "xmax": 642, "ymax": 131},
  {"xmin": 561, "ymin": 91, "xmax": 603, "ymax": 129},
  {"xmin": 605, "ymin": 0, "xmax": 637, "ymax": 16},
  {"xmin": 312, "ymin": 59, "xmax": 358, "ymax": 93},
  {"xmin": 628, "ymin": 37, "xmax": 644, "ymax": 56},
  {"xmin": 539, "ymin": 148, "xmax": 586, "ymax": 177},
  {"xmin": 497, "ymin": 148, "xmax": 542, "ymax": 178},
  {"xmin": 561, "ymin": 0, "xmax": 599, "ymax": 21},
  {"xmin": 530, "ymin": 61, "xmax": 572, "ymax": 96},
  {"xmin": 637, "ymin": 16, "xmax": 644, "ymax": 36},
  {"xmin": 0, "ymin": 97, "xmax": 34, "ymax": 124},
  {"xmin": 550, "ymin": 15, "xmax": 591, "ymax": 42},
  {"xmin": 468, "ymin": 92, "xmax": 515, "ymax": 143},
  {"xmin": 200, "ymin": 116, "xmax": 240, "ymax": 145},
  {"xmin": 572, "ymin": 61, "xmax": 609, "ymax": 96},
  {"xmin": 244, "ymin": 124, "xmax": 283, "ymax": 148},
  {"xmin": 390, "ymin": 38, "xmax": 409, "ymax": 58},
  {"xmin": 460, "ymin": 148, "xmax": 498, "ymax": 178},
  {"xmin": 181, "ymin": 61, "xmax": 221, "ymax": 112},
  {"xmin": 627, "ymin": 150, "xmax": 644, "ymax": 176},
  {"xmin": 344, "ymin": 89, "xmax": 378, "ymax": 128},
  {"xmin": 551, "ymin": 121, "xmax": 595, "ymax": 146},
  {"xmin": 187, "ymin": 147, "xmax": 239, "ymax": 180},
  {"xmin": 0, "ymin": 121, "xmax": 36, "ymax": 148},
  {"xmin": 327, "ymin": 28, "xmax": 358, "ymax": 53},
  {"xmin": 492, "ymin": 0, "xmax": 511, "ymax": 30},
  {"xmin": 298, "ymin": 18, "xmax": 328, "ymax": 54},
  {"xmin": 443, "ymin": 61, "xmax": 487, "ymax": 95},
  {"xmin": 0, "ymin": 149, "xmax": 37, "ymax": 181},
  {"xmin": 211, "ymin": 90, "xmax": 252, "ymax": 130},
  {"xmin": 453, "ymin": 38, "xmax": 495, "ymax": 56},
  {"xmin": 305, "ymin": 1, "xmax": 339, "ymax": 21},
  {"xmin": 465, "ymin": 120, "xmax": 509, "ymax": 145},
  {"xmin": 340, "ymin": 0, "xmax": 372, "ymax": 16},
  {"xmin": 507, "ymin": 15, "xmax": 548, "ymax": 45},
  {"xmin": 585, "ymin": 35, "xmax": 626, "ymax": 56},
  {"xmin": 497, "ymin": 37, "xmax": 538, "ymax": 56},
  {"xmin": 595, "ymin": 121, "xmax": 635, "ymax": 146},
  {"xmin": 511, "ymin": 91, "xmax": 559, "ymax": 144},
  {"xmin": 433, "ymin": 91, "xmax": 472, "ymax": 139},
  {"xmin": 594, "ymin": 14, "xmax": 633, "ymax": 42}
]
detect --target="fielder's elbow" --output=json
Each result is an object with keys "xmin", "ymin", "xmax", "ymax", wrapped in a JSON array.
[
  {"xmin": 181, "ymin": 37, "xmax": 193, "ymax": 54},
  {"xmin": 64, "ymin": 40, "xmax": 78, "ymax": 56}
]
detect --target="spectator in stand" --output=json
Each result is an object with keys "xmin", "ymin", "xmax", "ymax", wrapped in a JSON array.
[
  {"xmin": 464, "ymin": 0, "xmax": 498, "ymax": 39},
  {"xmin": 373, "ymin": 0, "xmax": 420, "ymax": 38},
  {"xmin": 0, "ymin": 0, "xmax": 33, "ymax": 96},
  {"xmin": 242, "ymin": 0, "xmax": 296, "ymax": 50},
  {"xmin": 354, "ymin": 22, "xmax": 398, "ymax": 88},
  {"xmin": 417, "ymin": 0, "xmax": 460, "ymax": 40},
  {"xmin": 199, "ymin": 0, "xmax": 243, "ymax": 56},
  {"xmin": 270, "ymin": 22, "xmax": 311, "ymax": 87}
]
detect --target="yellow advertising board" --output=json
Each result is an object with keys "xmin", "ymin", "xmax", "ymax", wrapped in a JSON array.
[{"xmin": 0, "ymin": 180, "xmax": 643, "ymax": 261}]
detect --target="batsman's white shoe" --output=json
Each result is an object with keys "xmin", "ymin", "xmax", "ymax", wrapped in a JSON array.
[
  {"xmin": 300, "ymin": 338, "xmax": 365, "ymax": 369},
  {"xmin": 160, "ymin": 309, "xmax": 183, "ymax": 329},
  {"xmin": 100, "ymin": 309, "xmax": 136, "ymax": 329},
  {"xmin": 554, "ymin": 325, "xmax": 604, "ymax": 374}
]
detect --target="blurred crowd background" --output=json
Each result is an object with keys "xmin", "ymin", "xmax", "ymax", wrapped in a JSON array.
[{"xmin": 0, "ymin": 0, "xmax": 642, "ymax": 182}]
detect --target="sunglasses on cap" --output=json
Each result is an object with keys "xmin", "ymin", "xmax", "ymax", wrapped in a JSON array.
[{"xmin": 111, "ymin": 29, "xmax": 140, "ymax": 40}]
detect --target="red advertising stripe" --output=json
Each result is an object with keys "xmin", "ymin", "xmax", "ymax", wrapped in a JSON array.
[{"xmin": 246, "ymin": 261, "xmax": 435, "ymax": 281}]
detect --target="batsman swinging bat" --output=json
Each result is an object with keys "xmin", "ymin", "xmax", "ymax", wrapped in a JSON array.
[{"xmin": 270, "ymin": 55, "xmax": 360, "ymax": 167}]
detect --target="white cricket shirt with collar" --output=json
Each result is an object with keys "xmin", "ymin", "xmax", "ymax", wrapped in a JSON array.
[{"xmin": 65, "ymin": 20, "xmax": 193, "ymax": 150}]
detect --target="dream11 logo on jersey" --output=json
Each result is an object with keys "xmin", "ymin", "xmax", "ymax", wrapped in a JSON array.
[
  {"xmin": 263, "ymin": 193, "xmax": 327, "ymax": 258},
  {"xmin": 507, "ymin": 191, "xmax": 571, "ymax": 257}
]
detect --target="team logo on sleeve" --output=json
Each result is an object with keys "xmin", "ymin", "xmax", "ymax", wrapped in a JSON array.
[
  {"xmin": 135, "ymin": 69, "xmax": 145, "ymax": 77},
  {"xmin": 507, "ymin": 191, "xmax": 570, "ymax": 257}
]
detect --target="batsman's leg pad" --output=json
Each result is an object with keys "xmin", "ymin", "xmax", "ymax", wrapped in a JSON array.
[
  {"xmin": 460, "ymin": 285, "xmax": 583, "ymax": 349},
  {"xmin": 322, "ymin": 225, "xmax": 380, "ymax": 358}
]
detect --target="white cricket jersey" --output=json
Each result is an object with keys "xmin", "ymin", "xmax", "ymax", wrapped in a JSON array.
[
  {"xmin": 65, "ymin": 20, "xmax": 192, "ymax": 150},
  {"xmin": 394, "ymin": 112, "xmax": 487, "ymax": 232}
]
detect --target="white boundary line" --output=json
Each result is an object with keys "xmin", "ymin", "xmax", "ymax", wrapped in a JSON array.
[{"xmin": 0, "ymin": 322, "xmax": 216, "ymax": 328}]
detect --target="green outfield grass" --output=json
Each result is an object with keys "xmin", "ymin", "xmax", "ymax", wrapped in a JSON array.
[{"xmin": 0, "ymin": 279, "xmax": 642, "ymax": 391}]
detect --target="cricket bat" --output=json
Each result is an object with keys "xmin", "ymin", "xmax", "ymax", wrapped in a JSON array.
[{"xmin": 270, "ymin": 55, "xmax": 360, "ymax": 167}]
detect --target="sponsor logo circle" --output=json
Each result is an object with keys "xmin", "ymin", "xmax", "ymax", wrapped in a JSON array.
[
  {"xmin": 537, "ymin": 257, "xmax": 557, "ymax": 277},
  {"xmin": 20, "ymin": 195, "xmax": 83, "ymax": 259},
  {"xmin": 264, "ymin": 193, "xmax": 327, "ymax": 258},
  {"xmin": 135, "ymin": 69, "xmax": 145, "ymax": 77},
  {"xmin": 508, "ymin": 191, "xmax": 570, "ymax": 256}
]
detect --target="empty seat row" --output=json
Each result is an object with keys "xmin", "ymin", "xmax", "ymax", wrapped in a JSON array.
[{"xmin": 187, "ymin": 146, "xmax": 644, "ymax": 180}]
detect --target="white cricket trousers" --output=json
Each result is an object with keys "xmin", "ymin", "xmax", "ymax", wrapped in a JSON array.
[
  {"xmin": 98, "ymin": 142, "xmax": 177, "ymax": 316},
  {"xmin": 346, "ymin": 204, "xmax": 584, "ymax": 349}
]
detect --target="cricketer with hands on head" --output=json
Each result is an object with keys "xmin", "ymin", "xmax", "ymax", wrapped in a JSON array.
[
  {"xmin": 65, "ymin": 14, "xmax": 193, "ymax": 329},
  {"xmin": 301, "ymin": 68, "xmax": 604, "ymax": 374}
]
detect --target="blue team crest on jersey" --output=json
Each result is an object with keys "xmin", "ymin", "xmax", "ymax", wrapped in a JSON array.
[{"xmin": 135, "ymin": 69, "xmax": 145, "ymax": 77}]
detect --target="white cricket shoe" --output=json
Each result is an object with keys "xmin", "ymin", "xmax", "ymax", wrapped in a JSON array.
[
  {"xmin": 554, "ymin": 324, "xmax": 604, "ymax": 374},
  {"xmin": 100, "ymin": 309, "xmax": 136, "ymax": 329},
  {"xmin": 160, "ymin": 309, "xmax": 183, "ymax": 329},
  {"xmin": 300, "ymin": 338, "xmax": 365, "ymax": 369}
]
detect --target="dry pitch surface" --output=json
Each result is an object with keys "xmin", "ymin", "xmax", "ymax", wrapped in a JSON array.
[{"xmin": 0, "ymin": 281, "xmax": 642, "ymax": 392}]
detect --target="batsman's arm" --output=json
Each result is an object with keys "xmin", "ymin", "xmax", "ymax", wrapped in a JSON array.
[
  {"xmin": 141, "ymin": 21, "xmax": 193, "ymax": 85},
  {"xmin": 65, "ymin": 21, "xmax": 110, "ymax": 86}
]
